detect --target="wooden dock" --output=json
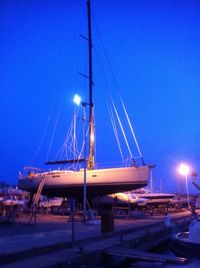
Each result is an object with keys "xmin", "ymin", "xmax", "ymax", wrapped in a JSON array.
[
  {"xmin": 0, "ymin": 211, "xmax": 193, "ymax": 267},
  {"xmin": 105, "ymin": 246, "xmax": 187, "ymax": 264}
]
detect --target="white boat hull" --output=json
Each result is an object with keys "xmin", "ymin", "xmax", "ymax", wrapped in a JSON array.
[
  {"xmin": 172, "ymin": 232, "xmax": 200, "ymax": 258},
  {"xmin": 18, "ymin": 166, "xmax": 149, "ymax": 201}
]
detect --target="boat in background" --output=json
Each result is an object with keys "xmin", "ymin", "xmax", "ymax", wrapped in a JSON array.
[
  {"xmin": 93, "ymin": 189, "xmax": 175, "ymax": 208},
  {"xmin": 39, "ymin": 197, "xmax": 63, "ymax": 210},
  {"xmin": 18, "ymin": 0, "xmax": 150, "ymax": 202},
  {"xmin": 3, "ymin": 196, "xmax": 26, "ymax": 207},
  {"xmin": 0, "ymin": 186, "xmax": 28, "ymax": 207},
  {"xmin": 135, "ymin": 192, "xmax": 175, "ymax": 207}
]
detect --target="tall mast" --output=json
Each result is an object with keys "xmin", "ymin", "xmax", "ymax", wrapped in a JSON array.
[{"xmin": 87, "ymin": 0, "xmax": 94, "ymax": 170}]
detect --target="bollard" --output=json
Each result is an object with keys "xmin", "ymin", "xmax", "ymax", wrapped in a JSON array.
[
  {"xmin": 100, "ymin": 210, "xmax": 114, "ymax": 233},
  {"xmin": 88, "ymin": 209, "xmax": 94, "ymax": 221},
  {"xmin": 164, "ymin": 213, "xmax": 171, "ymax": 227}
]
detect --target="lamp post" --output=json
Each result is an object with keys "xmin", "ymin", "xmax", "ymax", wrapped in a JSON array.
[
  {"xmin": 149, "ymin": 164, "xmax": 156, "ymax": 193},
  {"xmin": 73, "ymin": 94, "xmax": 87, "ymax": 221},
  {"xmin": 178, "ymin": 163, "xmax": 190, "ymax": 209}
]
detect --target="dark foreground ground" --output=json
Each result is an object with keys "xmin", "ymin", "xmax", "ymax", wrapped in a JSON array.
[{"xmin": 0, "ymin": 210, "xmax": 198, "ymax": 268}]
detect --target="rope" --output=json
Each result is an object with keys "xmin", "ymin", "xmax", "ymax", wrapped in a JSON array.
[
  {"xmin": 93, "ymin": 17, "xmax": 121, "ymax": 93},
  {"xmin": 75, "ymin": 125, "xmax": 90, "ymax": 170},
  {"xmin": 107, "ymin": 100, "xmax": 124, "ymax": 160},
  {"xmin": 30, "ymin": 112, "xmax": 52, "ymax": 166},
  {"xmin": 119, "ymin": 95, "xmax": 145, "ymax": 165},
  {"xmin": 45, "ymin": 107, "xmax": 61, "ymax": 161},
  {"xmin": 111, "ymin": 98, "xmax": 133, "ymax": 159}
]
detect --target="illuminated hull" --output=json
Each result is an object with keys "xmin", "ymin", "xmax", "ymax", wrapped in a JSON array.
[{"xmin": 18, "ymin": 166, "xmax": 149, "ymax": 201}]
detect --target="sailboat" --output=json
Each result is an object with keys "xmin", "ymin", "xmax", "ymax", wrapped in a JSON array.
[{"xmin": 18, "ymin": 0, "xmax": 150, "ymax": 202}]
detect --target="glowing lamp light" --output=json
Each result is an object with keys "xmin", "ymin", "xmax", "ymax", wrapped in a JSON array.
[
  {"xmin": 178, "ymin": 162, "xmax": 190, "ymax": 209},
  {"xmin": 73, "ymin": 94, "xmax": 82, "ymax": 106},
  {"xmin": 178, "ymin": 163, "xmax": 190, "ymax": 176},
  {"xmin": 90, "ymin": 133, "xmax": 94, "ymax": 143}
]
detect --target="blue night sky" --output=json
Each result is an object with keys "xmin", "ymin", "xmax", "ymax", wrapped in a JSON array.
[{"xmin": 1, "ymin": 0, "xmax": 200, "ymax": 194}]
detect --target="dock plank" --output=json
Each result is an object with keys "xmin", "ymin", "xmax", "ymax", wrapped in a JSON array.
[{"xmin": 105, "ymin": 247, "xmax": 187, "ymax": 264}]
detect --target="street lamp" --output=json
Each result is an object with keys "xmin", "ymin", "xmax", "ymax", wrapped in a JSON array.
[
  {"xmin": 73, "ymin": 94, "xmax": 87, "ymax": 222},
  {"xmin": 178, "ymin": 163, "xmax": 190, "ymax": 209}
]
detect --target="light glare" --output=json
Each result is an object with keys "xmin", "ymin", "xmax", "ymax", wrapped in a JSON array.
[
  {"xmin": 178, "ymin": 163, "xmax": 190, "ymax": 176},
  {"xmin": 73, "ymin": 94, "xmax": 81, "ymax": 106}
]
